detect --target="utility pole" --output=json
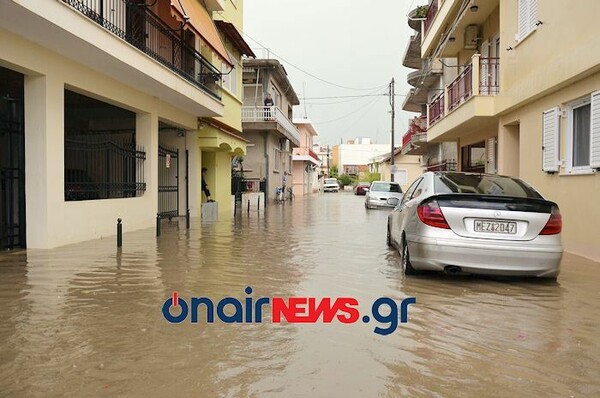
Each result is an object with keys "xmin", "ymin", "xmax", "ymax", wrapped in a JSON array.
[
  {"xmin": 326, "ymin": 144, "xmax": 330, "ymax": 176},
  {"xmin": 390, "ymin": 78, "xmax": 395, "ymax": 182}
]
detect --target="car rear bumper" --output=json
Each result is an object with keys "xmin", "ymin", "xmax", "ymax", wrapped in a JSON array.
[
  {"xmin": 407, "ymin": 235, "xmax": 563, "ymax": 278},
  {"xmin": 323, "ymin": 186, "xmax": 339, "ymax": 192}
]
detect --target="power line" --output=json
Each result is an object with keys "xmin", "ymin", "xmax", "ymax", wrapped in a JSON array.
[{"xmin": 313, "ymin": 93, "xmax": 385, "ymax": 126}]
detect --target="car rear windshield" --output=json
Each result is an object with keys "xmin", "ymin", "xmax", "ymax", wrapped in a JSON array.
[
  {"xmin": 434, "ymin": 173, "xmax": 542, "ymax": 198},
  {"xmin": 324, "ymin": 179, "xmax": 338, "ymax": 184},
  {"xmin": 370, "ymin": 182, "xmax": 401, "ymax": 193}
]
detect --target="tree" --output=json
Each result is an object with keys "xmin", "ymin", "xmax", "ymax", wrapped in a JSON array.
[{"xmin": 329, "ymin": 165, "xmax": 339, "ymax": 177}]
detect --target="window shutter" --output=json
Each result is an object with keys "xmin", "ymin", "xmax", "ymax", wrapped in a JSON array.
[
  {"xmin": 528, "ymin": 0, "xmax": 538, "ymax": 34},
  {"xmin": 487, "ymin": 137, "xmax": 497, "ymax": 174},
  {"xmin": 542, "ymin": 107, "xmax": 560, "ymax": 173},
  {"xmin": 517, "ymin": 0, "xmax": 528, "ymax": 40},
  {"xmin": 591, "ymin": 91, "xmax": 600, "ymax": 169}
]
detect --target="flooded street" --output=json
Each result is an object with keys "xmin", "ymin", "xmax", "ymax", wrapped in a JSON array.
[{"xmin": 1, "ymin": 192, "xmax": 600, "ymax": 397}]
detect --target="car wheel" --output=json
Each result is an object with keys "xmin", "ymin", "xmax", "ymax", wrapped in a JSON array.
[
  {"xmin": 386, "ymin": 223, "xmax": 392, "ymax": 247},
  {"xmin": 402, "ymin": 237, "xmax": 419, "ymax": 275}
]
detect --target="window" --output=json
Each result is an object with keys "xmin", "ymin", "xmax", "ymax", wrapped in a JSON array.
[
  {"xmin": 566, "ymin": 92, "xmax": 600, "ymax": 172},
  {"xmin": 274, "ymin": 148, "xmax": 281, "ymax": 171},
  {"xmin": 64, "ymin": 90, "xmax": 146, "ymax": 201},
  {"xmin": 222, "ymin": 54, "xmax": 238, "ymax": 96},
  {"xmin": 434, "ymin": 173, "xmax": 542, "ymax": 198},
  {"xmin": 393, "ymin": 169, "xmax": 408, "ymax": 185},
  {"xmin": 517, "ymin": 0, "xmax": 538, "ymax": 41},
  {"xmin": 401, "ymin": 178, "xmax": 422, "ymax": 206}
]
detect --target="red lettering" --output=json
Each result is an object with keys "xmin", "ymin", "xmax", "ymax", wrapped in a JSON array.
[{"xmin": 334, "ymin": 298, "xmax": 360, "ymax": 323}]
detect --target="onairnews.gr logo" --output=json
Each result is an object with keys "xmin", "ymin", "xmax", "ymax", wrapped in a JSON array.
[{"xmin": 162, "ymin": 287, "xmax": 416, "ymax": 336}]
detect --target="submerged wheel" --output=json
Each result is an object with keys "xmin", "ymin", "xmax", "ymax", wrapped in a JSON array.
[
  {"xmin": 402, "ymin": 237, "xmax": 419, "ymax": 275},
  {"xmin": 386, "ymin": 224, "xmax": 392, "ymax": 247}
]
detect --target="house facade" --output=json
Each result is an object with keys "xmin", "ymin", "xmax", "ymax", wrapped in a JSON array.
[
  {"xmin": 292, "ymin": 119, "xmax": 320, "ymax": 196},
  {"xmin": 0, "ymin": 0, "xmax": 231, "ymax": 248},
  {"xmin": 413, "ymin": 0, "xmax": 600, "ymax": 261},
  {"xmin": 375, "ymin": 149, "xmax": 423, "ymax": 192},
  {"xmin": 241, "ymin": 58, "xmax": 301, "ymax": 202},
  {"xmin": 332, "ymin": 140, "xmax": 390, "ymax": 177},
  {"xmin": 197, "ymin": 0, "xmax": 255, "ymax": 215}
]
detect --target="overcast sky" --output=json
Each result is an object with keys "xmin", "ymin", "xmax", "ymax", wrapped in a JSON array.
[{"xmin": 243, "ymin": 0, "xmax": 426, "ymax": 146}]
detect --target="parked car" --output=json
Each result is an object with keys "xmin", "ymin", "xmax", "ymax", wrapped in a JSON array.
[
  {"xmin": 386, "ymin": 172, "xmax": 563, "ymax": 279},
  {"xmin": 323, "ymin": 178, "xmax": 340, "ymax": 193},
  {"xmin": 365, "ymin": 181, "xmax": 403, "ymax": 208},
  {"xmin": 354, "ymin": 182, "xmax": 370, "ymax": 196}
]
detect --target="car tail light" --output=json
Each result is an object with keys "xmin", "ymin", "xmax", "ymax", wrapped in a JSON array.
[
  {"xmin": 417, "ymin": 200, "xmax": 450, "ymax": 229},
  {"xmin": 540, "ymin": 206, "xmax": 562, "ymax": 235}
]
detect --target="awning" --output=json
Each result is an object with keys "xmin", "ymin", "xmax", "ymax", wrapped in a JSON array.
[
  {"xmin": 170, "ymin": 0, "xmax": 233, "ymax": 67},
  {"xmin": 214, "ymin": 20, "xmax": 255, "ymax": 58},
  {"xmin": 198, "ymin": 118, "xmax": 248, "ymax": 155}
]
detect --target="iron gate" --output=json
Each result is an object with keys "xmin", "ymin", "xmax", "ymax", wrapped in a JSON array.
[
  {"xmin": 0, "ymin": 68, "xmax": 25, "ymax": 249},
  {"xmin": 158, "ymin": 144, "xmax": 179, "ymax": 219}
]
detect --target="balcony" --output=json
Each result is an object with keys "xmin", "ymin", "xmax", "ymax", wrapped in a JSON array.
[
  {"xmin": 423, "ymin": 0, "xmax": 438, "ymax": 35},
  {"xmin": 401, "ymin": 116, "xmax": 428, "ymax": 155},
  {"xmin": 402, "ymin": 34, "xmax": 422, "ymax": 70},
  {"xmin": 292, "ymin": 147, "xmax": 321, "ymax": 166},
  {"xmin": 62, "ymin": 0, "xmax": 222, "ymax": 100},
  {"xmin": 242, "ymin": 106, "xmax": 301, "ymax": 146},
  {"xmin": 426, "ymin": 55, "xmax": 500, "ymax": 142}
]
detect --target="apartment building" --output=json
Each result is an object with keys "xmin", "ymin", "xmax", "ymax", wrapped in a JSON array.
[
  {"xmin": 198, "ymin": 0, "xmax": 255, "ymax": 215},
  {"xmin": 241, "ymin": 58, "xmax": 300, "ymax": 202},
  {"xmin": 0, "ymin": 0, "xmax": 231, "ymax": 248},
  {"xmin": 413, "ymin": 0, "xmax": 600, "ymax": 260},
  {"xmin": 292, "ymin": 119, "xmax": 320, "ymax": 196}
]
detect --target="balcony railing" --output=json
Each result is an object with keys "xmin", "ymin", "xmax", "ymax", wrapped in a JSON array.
[
  {"xmin": 428, "ymin": 93, "xmax": 445, "ymax": 124},
  {"xmin": 480, "ymin": 57, "xmax": 500, "ymax": 95},
  {"xmin": 448, "ymin": 63, "xmax": 473, "ymax": 111},
  {"xmin": 424, "ymin": 0, "xmax": 439, "ymax": 34},
  {"xmin": 62, "ymin": 0, "xmax": 222, "ymax": 100},
  {"xmin": 426, "ymin": 160, "xmax": 457, "ymax": 172},
  {"xmin": 427, "ymin": 55, "xmax": 500, "ymax": 128},
  {"xmin": 293, "ymin": 147, "xmax": 321, "ymax": 163},
  {"xmin": 402, "ymin": 116, "xmax": 427, "ymax": 147},
  {"xmin": 242, "ymin": 106, "xmax": 301, "ymax": 144}
]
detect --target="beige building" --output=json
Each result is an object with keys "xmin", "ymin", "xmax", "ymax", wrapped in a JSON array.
[
  {"xmin": 373, "ymin": 149, "xmax": 423, "ymax": 192},
  {"xmin": 241, "ymin": 58, "xmax": 301, "ymax": 202},
  {"xmin": 292, "ymin": 119, "xmax": 320, "ymax": 196},
  {"xmin": 410, "ymin": 0, "xmax": 600, "ymax": 261},
  {"xmin": 0, "ymin": 0, "xmax": 232, "ymax": 248}
]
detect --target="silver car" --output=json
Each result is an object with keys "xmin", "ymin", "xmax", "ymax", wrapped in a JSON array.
[
  {"xmin": 365, "ymin": 181, "xmax": 403, "ymax": 209},
  {"xmin": 386, "ymin": 172, "xmax": 563, "ymax": 279}
]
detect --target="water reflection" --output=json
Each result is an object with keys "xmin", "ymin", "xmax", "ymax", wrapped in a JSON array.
[{"xmin": 0, "ymin": 193, "xmax": 599, "ymax": 397}]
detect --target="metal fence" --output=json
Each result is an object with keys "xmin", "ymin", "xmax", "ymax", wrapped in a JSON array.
[
  {"xmin": 64, "ymin": 136, "xmax": 146, "ymax": 201},
  {"xmin": 62, "ymin": 0, "xmax": 222, "ymax": 99},
  {"xmin": 158, "ymin": 144, "xmax": 179, "ymax": 219}
]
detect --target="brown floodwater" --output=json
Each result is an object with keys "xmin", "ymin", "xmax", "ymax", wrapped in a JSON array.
[{"xmin": 1, "ymin": 192, "xmax": 599, "ymax": 397}]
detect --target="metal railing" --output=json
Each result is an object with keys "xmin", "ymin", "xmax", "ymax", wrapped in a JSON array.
[
  {"xmin": 64, "ymin": 137, "xmax": 146, "ymax": 200},
  {"xmin": 448, "ymin": 63, "xmax": 473, "ymax": 111},
  {"xmin": 428, "ymin": 93, "xmax": 445, "ymax": 125},
  {"xmin": 426, "ymin": 160, "xmax": 457, "ymax": 171},
  {"xmin": 62, "ymin": 0, "xmax": 222, "ymax": 99},
  {"xmin": 293, "ymin": 147, "xmax": 320, "ymax": 162},
  {"xmin": 157, "ymin": 144, "xmax": 178, "ymax": 219},
  {"xmin": 402, "ymin": 116, "xmax": 428, "ymax": 147},
  {"xmin": 241, "ymin": 106, "xmax": 301, "ymax": 143},
  {"xmin": 480, "ymin": 57, "xmax": 500, "ymax": 95},
  {"xmin": 424, "ymin": 0, "xmax": 438, "ymax": 34}
]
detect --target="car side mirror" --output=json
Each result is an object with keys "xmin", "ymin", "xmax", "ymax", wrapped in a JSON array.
[
  {"xmin": 364, "ymin": 188, "xmax": 369, "ymax": 192},
  {"xmin": 386, "ymin": 197, "xmax": 399, "ymax": 207}
]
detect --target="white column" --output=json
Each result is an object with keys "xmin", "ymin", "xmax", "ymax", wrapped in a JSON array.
[
  {"xmin": 24, "ymin": 74, "xmax": 64, "ymax": 248},
  {"xmin": 186, "ymin": 132, "xmax": 202, "ymax": 217},
  {"xmin": 137, "ymin": 111, "xmax": 159, "ymax": 217}
]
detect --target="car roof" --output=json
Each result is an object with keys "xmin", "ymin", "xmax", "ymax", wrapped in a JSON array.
[{"xmin": 371, "ymin": 180, "xmax": 399, "ymax": 184}]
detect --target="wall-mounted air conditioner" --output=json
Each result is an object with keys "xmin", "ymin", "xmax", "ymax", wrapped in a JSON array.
[{"xmin": 464, "ymin": 25, "xmax": 480, "ymax": 50}]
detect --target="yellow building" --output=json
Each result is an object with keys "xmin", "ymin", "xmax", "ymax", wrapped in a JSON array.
[
  {"xmin": 410, "ymin": 0, "xmax": 600, "ymax": 261},
  {"xmin": 198, "ymin": 0, "xmax": 254, "ymax": 216},
  {"xmin": 0, "ymin": 0, "xmax": 231, "ymax": 248}
]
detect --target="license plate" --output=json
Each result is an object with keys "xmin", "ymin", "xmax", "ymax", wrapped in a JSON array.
[{"xmin": 474, "ymin": 220, "xmax": 517, "ymax": 234}]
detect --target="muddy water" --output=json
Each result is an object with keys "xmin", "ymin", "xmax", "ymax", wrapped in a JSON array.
[{"xmin": 1, "ymin": 193, "xmax": 599, "ymax": 397}]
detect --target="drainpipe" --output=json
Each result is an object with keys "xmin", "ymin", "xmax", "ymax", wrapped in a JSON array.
[{"xmin": 264, "ymin": 131, "xmax": 269, "ymax": 207}]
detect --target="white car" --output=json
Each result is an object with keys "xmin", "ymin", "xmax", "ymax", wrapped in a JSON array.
[
  {"xmin": 323, "ymin": 178, "xmax": 340, "ymax": 192},
  {"xmin": 365, "ymin": 181, "xmax": 403, "ymax": 209},
  {"xmin": 387, "ymin": 172, "xmax": 563, "ymax": 279}
]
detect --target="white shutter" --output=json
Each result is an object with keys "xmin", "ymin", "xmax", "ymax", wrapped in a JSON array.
[
  {"xmin": 590, "ymin": 91, "xmax": 600, "ymax": 169},
  {"xmin": 517, "ymin": 0, "xmax": 529, "ymax": 40},
  {"xmin": 528, "ymin": 0, "xmax": 538, "ymax": 35},
  {"xmin": 487, "ymin": 137, "xmax": 497, "ymax": 174},
  {"xmin": 542, "ymin": 107, "xmax": 560, "ymax": 173}
]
